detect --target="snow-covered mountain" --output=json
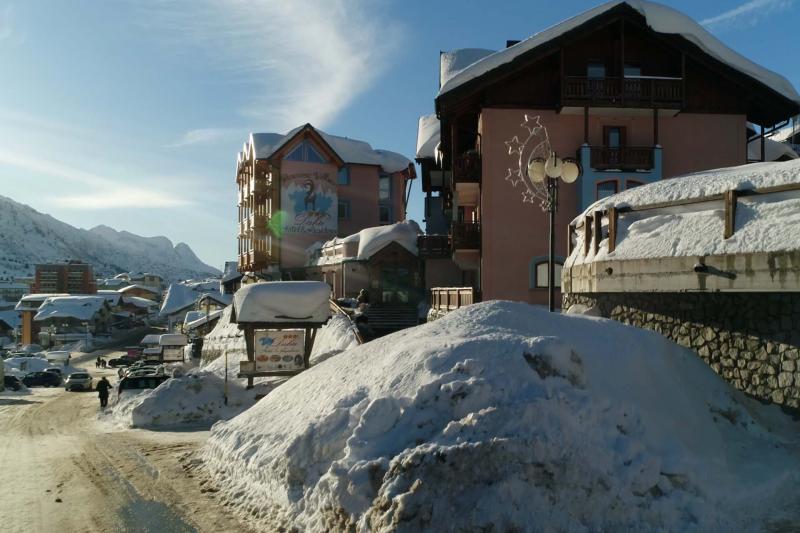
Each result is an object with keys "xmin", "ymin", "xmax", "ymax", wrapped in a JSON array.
[{"xmin": 0, "ymin": 195, "xmax": 220, "ymax": 281}]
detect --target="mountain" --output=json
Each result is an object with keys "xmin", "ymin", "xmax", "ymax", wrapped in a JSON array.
[{"xmin": 0, "ymin": 195, "xmax": 221, "ymax": 281}]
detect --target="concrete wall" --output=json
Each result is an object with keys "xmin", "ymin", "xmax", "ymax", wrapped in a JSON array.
[
  {"xmin": 338, "ymin": 165, "xmax": 407, "ymax": 237},
  {"xmin": 564, "ymin": 292, "xmax": 800, "ymax": 407}
]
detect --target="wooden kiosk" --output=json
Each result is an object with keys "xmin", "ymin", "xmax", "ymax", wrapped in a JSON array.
[{"xmin": 231, "ymin": 281, "xmax": 331, "ymax": 388}]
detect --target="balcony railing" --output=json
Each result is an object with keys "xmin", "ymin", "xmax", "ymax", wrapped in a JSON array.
[
  {"xmin": 451, "ymin": 222, "xmax": 481, "ymax": 250},
  {"xmin": 430, "ymin": 287, "xmax": 480, "ymax": 312},
  {"xmin": 590, "ymin": 146, "xmax": 654, "ymax": 171},
  {"xmin": 452, "ymin": 151, "xmax": 481, "ymax": 184},
  {"xmin": 563, "ymin": 76, "xmax": 683, "ymax": 108},
  {"xmin": 417, "ymin": 235, "xmax": 452, "ymax": 258}
]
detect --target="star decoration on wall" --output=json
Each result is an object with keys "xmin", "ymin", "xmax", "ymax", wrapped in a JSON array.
[
  {"xmin": 504, "ymin": 136, "xmax": 524, "ymax": 155},
  {"xmin": 504, "ymin": 114, "xmax": 551, "ymax": 206}
]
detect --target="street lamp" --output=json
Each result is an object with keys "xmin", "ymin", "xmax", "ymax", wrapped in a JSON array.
[{"xmin": 526, "ymin": 153, "xmax": 579, "ymax": 312}]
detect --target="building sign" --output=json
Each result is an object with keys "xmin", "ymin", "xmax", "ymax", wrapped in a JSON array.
[
  {"xmin": 162, "ymin": 346, "xmax": 184, "ymax": 362},
  {"xmin": 253, "ymin": 330, "xmax": 305, "ymax": 372},
  {"xmin": 281, "ymin": 173, "xmax": 337, "ymax": 235}
]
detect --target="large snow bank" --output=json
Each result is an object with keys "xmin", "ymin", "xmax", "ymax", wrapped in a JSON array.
[
  {"xmin": 439, "ymin": 0, "xmax": 800, "ymax": 104},
  {"xmin": 201, "ymin": 301, "xmax": 800, "ymax": 531},
  {"xmin": 233, "ymin": 281, "xmax": 330, "ymax": 324},
  {"xmin": 569, "ymin": 159, "xmax": 800, "ymax": 264},
  {"xmin": 311, "ymin": 221, "xmax": 422, "ymax": 266},
  {"xmin": 439, "ymin": 48, "xmax": 495, "ymax": 89},
  {"xmin": 415, "ymin": 114, "xmax": 440, "ymax": 160}
]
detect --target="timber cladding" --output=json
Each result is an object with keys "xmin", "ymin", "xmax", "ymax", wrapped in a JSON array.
[{"xmin": 564, "ymin": 291, "xmax": 800, "ymax": 409}]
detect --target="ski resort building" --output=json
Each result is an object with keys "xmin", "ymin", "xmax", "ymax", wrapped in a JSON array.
[
  {"xmin": 235, "ymin": 124, "xmax": 415, "ymax": 276},
  {"xmin": 417, "ymin": 0, "xmax": 800, "ymax": 309},
  {"xmin": 33, "ymin": 260, "xmax": 96, "ymax": 294}
]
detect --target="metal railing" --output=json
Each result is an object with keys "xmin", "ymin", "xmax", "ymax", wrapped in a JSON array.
[
  {"xmin": 590, "ymin": 146, "xmax": 654, "ymax": 170},
  {"xmin": 451, "ymin": 222, "xmax": 481, "ymax": 250},
  {"xmin": 563, "ymin": 76, "xmax": 683, "ymax": 108},
  {"xmin": 417, "ymin": 235, "xmax": 452, "ymax": 258},
  {"xmin": 452, "ymin": 151, "xmax": 481, "ymax": 184}
]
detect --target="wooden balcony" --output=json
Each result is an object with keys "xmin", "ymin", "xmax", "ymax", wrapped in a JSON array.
[
  {"xmin": 451, "ymin": 222, "xmax": 480, "ymax": 250},
  {"xmin": 452, "ymin": 151, "xmax": 481, "ymax": 184},
  {"xmin": 430, "ymin": 287, "xmax": 480, "ymax": 312},
  {"xmin": 562, "ymin": 76, "xmax": 683, "ymax": 108},
  {"xmin": 417, "ymin": 235, "xmax": 451, "ymax": 259},
  {"xmin": 238, "ymin": 250, "xmax": 272, "ymax": 271},
  {"xmin": 590, "ymin": 146, "xmax": 654, "ymax": 171}
]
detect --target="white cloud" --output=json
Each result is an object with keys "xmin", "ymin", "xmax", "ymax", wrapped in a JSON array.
[
  {"xmin": 144, "ymin": 0, "xmax": 402, "ymax": 132},
  {"xmin": 0, "ymin": 149, "xmax": 192, "ymax": 209},
  {"xmin": 170, "ymin": 127, "xmax": 239, "ymax": 147},
  {"xmin": 701, "ymin": 0, "xmax": 794, "ymax": 31}
]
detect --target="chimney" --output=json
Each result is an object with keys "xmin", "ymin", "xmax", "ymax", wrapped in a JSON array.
[{"xmin": 506, "ymin": 40, "xmax": 520, "ymax": 48}]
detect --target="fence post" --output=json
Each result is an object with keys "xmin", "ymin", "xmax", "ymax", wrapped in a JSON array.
[
  {"xmin": 583, "ymin": 216, "xmax": 593, "ymax": 256},
  {"xmin": 593, "ymin": 211, "xmax": 602, "ymax": 255},
  {"xmin": 724, "ymin": 190, "xmax": 738, "ymax": 239},
  {"xmin": 608, "ymin": 207, "xmax": 618, "ymax": 253}
]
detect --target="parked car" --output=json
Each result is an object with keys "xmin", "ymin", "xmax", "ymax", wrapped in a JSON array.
[
  {"xmin": 125, "ymin": 346, "xmax": 143, "ymax": 358},
  {"xmin": 19, "ymin": 344, "xmax": 44, "ymax": 355},
  {"xmin": 22, "ymin": 371, "xmax": 63, "ymax": 387},
  {"xmin": 45, "ymin": 368, "xmax": 63, "ymax": 377},
  {"xmin": 64, "ymin": 372, "xmax": 93, "ymax": 392},
  {"xmin": 118, "ymin": 360, "xmax": 163, "ymax": 378},
  {"xmin": 107, "ymin": 355, "xmax": 138, "ymax": 368},
  {"xmin": 3, "ymin": 375, "xmax": 23, "ymax": 391},
  {"xmin": 117, "ymin": 374, "xmax": 170, "ymax": 397}
]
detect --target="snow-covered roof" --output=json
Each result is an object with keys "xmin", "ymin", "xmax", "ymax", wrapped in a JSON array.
[
  {"xmin": 568, "ymin": 159, "xmax": 800, "ymax": 265},
  {"xmin": 123, "ymin": 295, "xmax": 158, "ymax": 309},
  {"xmin": 748, "ymin": 137, "xmax": 799, "ymax": 162},
  {"xmin": 440, "ymin": 48, "xmax": 496, "ymax": 89},
  {"xmin": 184, "ymin": 309, "xmax": 223, "ymax": 331},
  {"xmin": 15, "ymin": 293, "xmax": 69, "ymax": 312},
  {"xmin": 160, "ymin": 333, "xmax": 187, "ymax": 346},
  {"xmin": 159, "ymin": 283, "xmax": 200, "ymax": 317},
  {"xmin": 221, "ymin": 261, "xmax": 242, "ymax": 284},
  {"xmin": 248, "ymin": 126, "xmax": 412, "ymax": 173},
  {"xmin": 198, "ymin": 292, "xmax": 233, "ymax": 306},
  {"xmin": 96, "ymin": 290, "xmax": 122, "ymax": 306},
  {"xmin": 119, "ymin": 284, "xmax": 161, "ymax": 296},
  {"xmin": 33, "ymin": 296, "xmax": 109, "ymax": 322},
  {"xmin": 141, "ymin": 334, "xmax": 161, "ymax": 345},
  {"xmin": 311, "ymin": 221, "xmax": 422, "ymax": 266},
  {"xmin": 233, "ymin": 281, "xmax": 331, "ymax": 324},
  {"xmin": 438, "ymin": 0, "xmax": 800, "ymax": 105},
  {"xmin": 0, "ymin": 310, "xmax": 20, "ymax": 330},
  {"xmin": 416, "ymin": 114, "xmax": 441, "ymax": 160}
]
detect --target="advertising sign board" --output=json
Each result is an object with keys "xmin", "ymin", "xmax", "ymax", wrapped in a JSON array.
[
  {"xmin": 253, "ymin": 330, "xmax": 305, "ymax": 372},
  {"xmin": 280, "ymin": 172, "xmax": 337, "ymax": 235}
]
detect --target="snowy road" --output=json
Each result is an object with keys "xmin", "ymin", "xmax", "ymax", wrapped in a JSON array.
[{"xmin": 0, "ymin": 350, "xmax": 250, "ymax": 533}]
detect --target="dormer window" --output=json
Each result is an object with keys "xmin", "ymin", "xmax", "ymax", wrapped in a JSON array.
[{"xmin": 285, "ymin": 140, "xmax": 327, "ymax": 163}]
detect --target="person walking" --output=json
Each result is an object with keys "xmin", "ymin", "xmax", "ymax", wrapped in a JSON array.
[{"xmin": 96, "ymin": 376, "xmax": 111, "ymax": 409}]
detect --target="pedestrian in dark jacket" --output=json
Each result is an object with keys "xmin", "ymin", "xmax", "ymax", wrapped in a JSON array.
[{"xmin": 96, "ymin": 376, "xmax": 111, "ymax": 408}]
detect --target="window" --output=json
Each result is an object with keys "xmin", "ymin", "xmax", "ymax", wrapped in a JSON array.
[
  {"xmin": 338, "ymin": 167, "xmax": 350, "ymax": 185},
  {"xmin": 530, "ymin": 257, "xmax": 564, "ymax": 289},
  {"xmin": 626, "ymin": 179, "xmax": 644, "ymax": 190},
  {"xmin": 623, "ymin": 63, "xmax": 642, "ymax": 78},
  {"xmin": 284, "ymin": 140, "xmax": 327, "ymax": 163},
  {"xmin": 596, "ymin": 180, "xmax": 618, "ymax": 200},
  {"xmin": 338, "ymin": 200, "xmax": 351, "ymax": 220},
  {"xmin": 587, "ymin": 62, "xmax": 606, "ymax": 79},
  {"xmin": 379, "ymin": 204, "xmax": 392, "ymax": 224},
  {"xmin": 378, "ymin": 174, "xmax": 391, "ymax": 201}
]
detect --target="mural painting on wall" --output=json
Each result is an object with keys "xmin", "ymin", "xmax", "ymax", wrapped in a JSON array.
[{"xmin": 281, "ymin": 172, "xmax": 337, "ymax": 234}]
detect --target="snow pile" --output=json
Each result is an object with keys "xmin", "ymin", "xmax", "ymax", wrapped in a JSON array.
[
  {"xmin": 160, "ymin": 280, "xmax": 227, "ymax": 318},
  {"xmin": 106, "ymin": 309, "xmax": 358, "ymax": 429},
  {"xmin": 33, "ymin": 296, "xmax": 108, "ymax": 322},
  {"xmin": 569, "ymin": 159, "xmax": 800, "ymax": 264},
  {"xmin": 201, "ymin": 301, "xmax": 800, "ymax": 532},
  {"xmin": 233, "ymin": 281, "xmax": 330, "ymax": 324},
  {"xmin": 438, "ymin": 0, "xmax": 799, "ymax": 104},
  {"xmin": 748, "ymin": 137, "xmax": 798, "ymax": 161}
]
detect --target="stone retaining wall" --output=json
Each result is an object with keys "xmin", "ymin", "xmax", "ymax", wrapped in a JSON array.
[{"xmin": 563, "ymin": 292, "xmax": 800, "ymax": 408}]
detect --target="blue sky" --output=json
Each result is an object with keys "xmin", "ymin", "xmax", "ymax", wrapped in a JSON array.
[{"xmin": 0, "ymin": 0, "xmax": 797, "ymax": 269}]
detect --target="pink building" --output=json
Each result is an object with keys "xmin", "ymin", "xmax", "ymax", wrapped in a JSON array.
[
  {"xmin": 236, "ymin": 124, "xmax": 415, "ymax": 276},
  {"xmin": 418, "ymin": 0, "xmax": 800, "ymax": 308}
]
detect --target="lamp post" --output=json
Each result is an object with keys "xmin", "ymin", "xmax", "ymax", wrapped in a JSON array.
[
  {"xmin": 526, "ymin": 152, "xmax": 579, "ymax": 312},
  {"xmin": 506, "ymin": 115, "xmax": 581, "ymax": 312}
]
